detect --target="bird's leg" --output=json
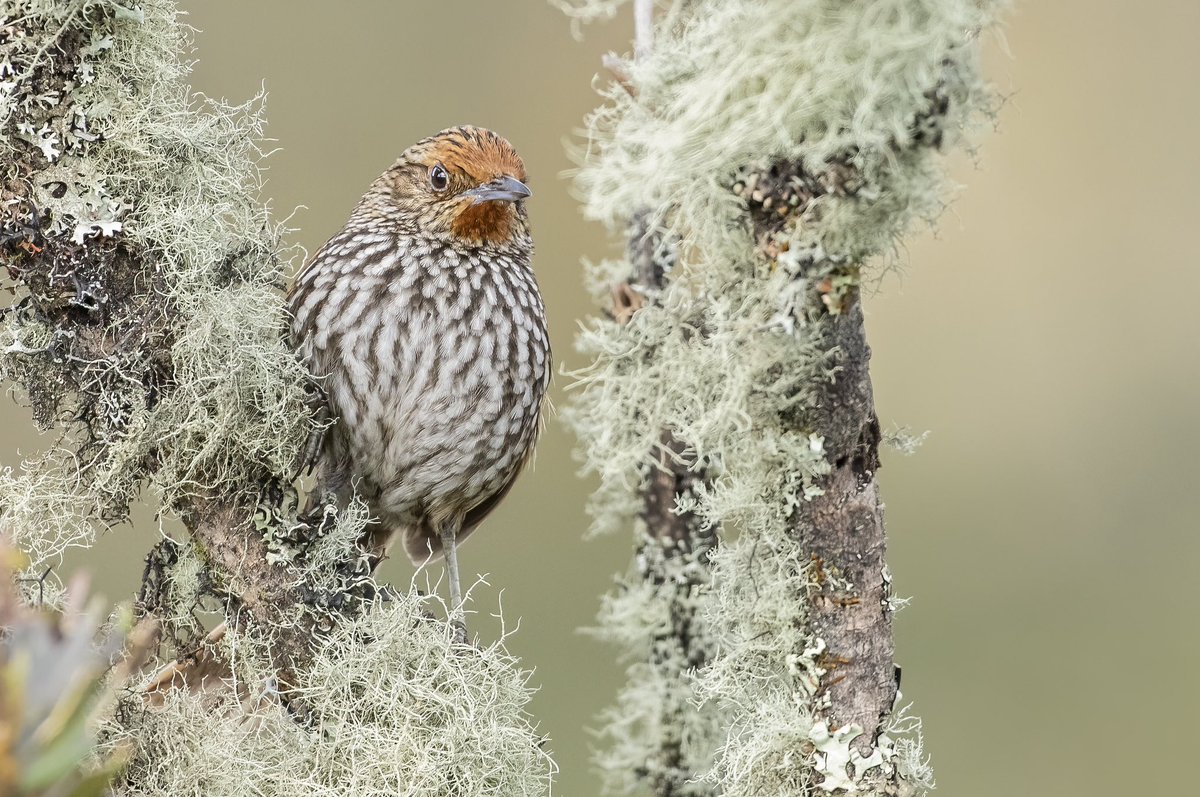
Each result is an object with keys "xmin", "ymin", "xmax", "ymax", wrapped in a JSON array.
[{"xmin": 440, "ymin": 522, "xmax": 466, "ymax": 643}]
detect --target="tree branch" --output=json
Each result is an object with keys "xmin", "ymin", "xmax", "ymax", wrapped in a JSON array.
[
  {"xmin": 592, "ymin": 8, "xmax": 723, "ymax": 792},
  {"xmin": 1, "ymin": 0, "xmax": 358, "ymax": 698},
  {"xmin": 565, "ymin": 1, "xmax": 1000, "ymax": 794},
  {"xmin": 3, "ymin": 5, "xmax": 558, "ymax": 794}
]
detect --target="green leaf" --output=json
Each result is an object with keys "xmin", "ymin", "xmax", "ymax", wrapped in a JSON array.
[
  {"xmin": 61, "ymin": 758, "xmax": 125, "ymax": 797},
  {"xmin": 18, "ymin": 717, "xmax": 92, "ymax": 792}
]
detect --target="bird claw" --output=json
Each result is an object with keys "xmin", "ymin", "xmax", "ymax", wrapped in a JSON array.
[{"xmin": 450, "ymin": 618, "xmax": 467, "ymax": 646}]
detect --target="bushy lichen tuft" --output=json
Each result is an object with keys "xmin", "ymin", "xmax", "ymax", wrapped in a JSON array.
[
  {"xmin": 562, "ymin": 0, "xmax": 1002, "ymax": 794},
  {"xmin": 106, "ymin": 593, "xmax": 556, "ymax": 797},
  {"xmin": 692, "ymin": 534, "xmax": 822, "ymax": 796},
  {"xmin": 564, "ymin": 0, "xmax": 997, "ymax": 260}
]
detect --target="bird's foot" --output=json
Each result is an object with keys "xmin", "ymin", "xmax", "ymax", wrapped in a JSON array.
[{"xmin": 450, "ymin": 617, "xmax": 468, "ymax": 646}]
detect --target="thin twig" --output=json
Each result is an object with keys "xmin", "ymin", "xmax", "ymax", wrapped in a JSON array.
[{"xmin": 633, "ymin": 0, "xmax": 654, "ymax": 61}]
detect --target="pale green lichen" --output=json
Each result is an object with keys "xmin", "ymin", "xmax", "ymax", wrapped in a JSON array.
[
  {"xmin": 884, "ymin": 705, "xmax": 936, "ymax": 793},
  {"xmin": 563, "ymin": 0, "xmax": 998, "ymax": 260},
  {"xmin": 588, "ymin": 530, "xmax": 725, "ymax": 797},
  {"xmin": 881, "ymin": 425, "xmax": 930, "ymax": 457},
  {"xmin": 562, "ymin": 0, "xmax": 1002, "ymax": 794},
  {"xmin": 105, "ymin": 592, "xmax": 555, "ymax": 797},
  {"xmin": 692, "ymin": 533, "xmax": 821, "ymax": 796},
  {"xmin": 287, "ymin": 495, "xmax": 372, "ymax": 590},
  {"xmin": 73, "ymin": 0, "xmax": 312, "ymax": 504},
  {"xmin": 0, "ymin": 450, "xmax": 98, "ymax": 571},
  {"xmin": 157, "ymin": 538, "xmax": 206, "ymax": 640}
]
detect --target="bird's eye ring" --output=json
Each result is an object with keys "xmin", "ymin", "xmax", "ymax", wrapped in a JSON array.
[{"xmin": 429, "ymin": 163, "xmax": 449, "ymax": 192}]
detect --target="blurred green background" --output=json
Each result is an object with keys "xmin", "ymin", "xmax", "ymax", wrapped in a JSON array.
[{"xmin": 8, "ymin": 1, "xmax": 1197, "ymax": 795}]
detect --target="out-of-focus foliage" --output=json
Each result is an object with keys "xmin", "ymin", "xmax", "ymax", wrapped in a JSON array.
[{"xmin": 0, "ymin": 539, "xmax": 148, "ymax": 797}]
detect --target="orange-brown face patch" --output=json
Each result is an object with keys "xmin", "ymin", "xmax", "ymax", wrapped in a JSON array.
[
  {"xmin": 417, "ymin": 127, "xmax": 527, "ymax": 245},
  {"xmin": 451, "ymin": 201, "xmax": 517, "ymax": 245},
  {"xmin": 397, "ymin": 127, "xmax": 529, "ymax": 245}
]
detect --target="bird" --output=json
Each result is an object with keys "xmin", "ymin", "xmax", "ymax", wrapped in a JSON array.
[{"xmin": 287, "ymin": 126, "xmax": 550, "ymax": 635}]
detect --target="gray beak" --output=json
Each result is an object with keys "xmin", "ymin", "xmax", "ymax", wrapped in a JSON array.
[{"xmin": 464, "ymin": 175, "xmax": 532, "ymax": 205}]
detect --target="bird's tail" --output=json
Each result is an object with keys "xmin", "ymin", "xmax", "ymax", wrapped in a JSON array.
[
  {"xmin": 399, "ymin": 522, "xmax": 485, "ymax": 567},
  {"xmin": 401, "ymin": 523, "xmax": 444, "ymax": 566}
]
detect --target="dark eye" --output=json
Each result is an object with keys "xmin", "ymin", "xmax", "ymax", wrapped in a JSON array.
[{"xmin": 429, "ymin": 163, "xmax": 449, "ymax": 191}]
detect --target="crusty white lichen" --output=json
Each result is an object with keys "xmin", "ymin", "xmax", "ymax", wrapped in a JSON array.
[
  {"xmin": 105, "ymin": 592, "xmax": 555, "ymax": 797},
  {"xmin": 562, "ymin": 0, "xmax": 1002, "ymax": 794}
]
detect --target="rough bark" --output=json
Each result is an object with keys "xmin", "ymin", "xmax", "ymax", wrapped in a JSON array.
[
  {"xmin": 180, "ymin": 495, "xmax": 319, "ymax": 691},
  {"xmin": 746, "ymin": 160, "xmax": 896, "ymax": 751},
  {"xmin": 791, "ymin": 298, "xmax": 894, "ymax": 750}
]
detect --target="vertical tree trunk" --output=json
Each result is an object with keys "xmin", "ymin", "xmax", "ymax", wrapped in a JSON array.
[
  {"xmin": 742, "ymin": 157, "xmax": 898, "ymax": 749},
  {"xmin": 563, "ymin": 1, "xmax": 1000, "ymax": 794}
]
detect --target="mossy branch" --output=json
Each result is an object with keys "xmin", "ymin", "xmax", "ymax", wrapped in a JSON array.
[
  {"xmin": 1, "ymin": 2, "xmax": 555, "ymax": 794},
  {"xmin": 0, "ymin": 0, "xmax": 329, "ymax": 690},
  {"xmin": 588, "ymin": 7, "xmax": 725, "ymax": 789},
  {"xmin": 562, "ymin": 0, "xmax": 1002, "ymax": 794}
]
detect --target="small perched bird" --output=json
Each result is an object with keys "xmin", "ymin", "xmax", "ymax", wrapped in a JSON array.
[{"xmin": 288, "ymin": 126, "xmax": 550, "ymax": 630}]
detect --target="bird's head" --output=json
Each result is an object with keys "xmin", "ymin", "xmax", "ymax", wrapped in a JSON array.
[{"xmin": 361, "ymin": 126, "xmax": 532, "ymax": 250}]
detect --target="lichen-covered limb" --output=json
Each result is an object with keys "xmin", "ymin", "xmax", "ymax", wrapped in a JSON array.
[
  {"xmin": 2, "ymin": 4, "xmax": 558, "ymax": 794},
  {"xmin": 180, "ymin": 494, "xmax": 321, "ymax": 690},
  {"xmin": 0, "ymin": 0, "xmax": 341, "ymax": 687},
  {"xmin": 744, "ymin": 154, "xmax": 899, "ymax": 749},
  {"xmin": 592, "ymin": 202, "xmax": 723, "ymax": 796},
  {"xmin": 565, "ymin": 0, "xmax": 1001, "ymax": 794},
  {"xmin": 630, "ymin": 434, "xmax": 720, "ymax": 797},
  {"xmin": 0, "ymin": 0, "xmax": 385, "ymax": 704},
  {"xmin": 790, "ymin": 294, "xmax": 894, "ymax": 750}
]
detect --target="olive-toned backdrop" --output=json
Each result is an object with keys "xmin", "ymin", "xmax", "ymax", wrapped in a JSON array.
[{"xmin": 10, "ymin": 2, "xmax": 1196, "ymax": 795}]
